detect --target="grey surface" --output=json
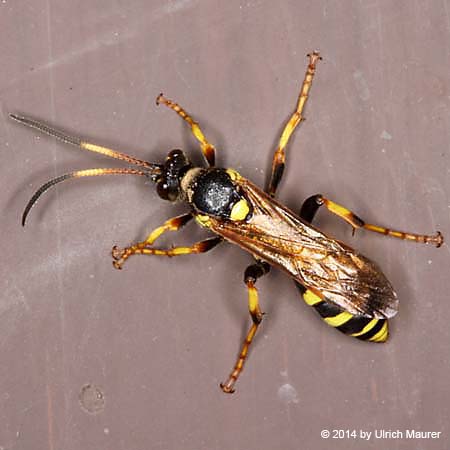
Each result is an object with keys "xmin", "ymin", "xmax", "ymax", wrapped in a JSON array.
[{"xmin": 1, "ymin": 1, "xmax": 449, "ymax": 449}]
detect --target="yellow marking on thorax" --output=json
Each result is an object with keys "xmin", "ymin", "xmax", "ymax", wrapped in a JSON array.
[
  {"xmin": 225, "ymin": 168, "xmax": 241, "ymax": 181},
  {"xmin": 230, "ymin": 199, "xmax": 250, "ymax": 221},
  {"xmin": 195, "ymin": 214, "xmax": 212, "ymax": 228},
  {"xmin": 225, "ymin": 168, "xmax": 250, "ymax": 221}
]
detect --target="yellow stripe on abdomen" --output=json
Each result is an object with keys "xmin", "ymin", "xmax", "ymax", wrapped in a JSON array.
[
  {"xmin": 368, "ymin": 320, "xmax": 389, "ymax": 342},
  {"xmin": 295, "ymin": 283, "xmax": 389, "ymax": 342},
  {"xmin": 324, "ymin": 311, "xmax": 353, "ymax": 327}
]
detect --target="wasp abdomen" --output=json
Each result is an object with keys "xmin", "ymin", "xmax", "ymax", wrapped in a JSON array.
[{"xmin": 295, "ymin": 282, "xmax": 389, "ymax": 343}]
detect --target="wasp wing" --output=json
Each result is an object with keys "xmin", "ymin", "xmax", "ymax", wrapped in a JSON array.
[{"xmin": 206, "ymin": 177, "xmax": 398, "ymax": 319}]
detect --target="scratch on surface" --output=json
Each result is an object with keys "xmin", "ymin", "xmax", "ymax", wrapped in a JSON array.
[
  {"xmin": 174, "ymin": 59, "xmax": 192, "ymax": 90},
  {"xmin": 45, "ymin": 1, "xmax": 69, "ymax": 445},
  {"xmin": 1, "ymin": 1, "xmax": 201, "ymax": 95},
  {"xmin": 19, "ymin": 28, "xmax": 137, "ymax": 77},
  {"xmin": 155, "ymin": 0, "xmax": 197, "ymax": 17},
  {"xmin": 375, "ymin": 4, "xmax": 385, "ymax": 62},
  {"xmin": 0, "ymin": 28, "xmax": 139, "ymax": 96},
  {"xmin": 44, "ymin": 0, "xmax": 66, "ymax": 349},
  {"xmin": 0, "ymin": 105, "xmax": 12, "ymax": 143},
  {"xmin": 444, "ymin": 0, "xmax": 450, "ymax": 32},
  {"xmin": 0, "ymin": 283, "xmax": 29, "ymax": 347},
  {"xmin": 353, "ymin": 70, "xmax": 371, "ymax": 101},
  {"xmin": 370, "ymin": 376, "xmax": 378, "ymax": 403},
  {"xmin": 46, "ymin": 377, "xmax": 55, "ymax": 450}
]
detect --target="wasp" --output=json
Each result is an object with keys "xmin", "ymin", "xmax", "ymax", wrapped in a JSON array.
[{"xmin": 11, "ymin": 52, "xmax": 443, "ymax": 393}]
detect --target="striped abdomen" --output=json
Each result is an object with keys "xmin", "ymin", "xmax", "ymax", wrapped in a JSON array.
[{"xmin": 295, "ymin": 282, "xmax": 389, "ymax": 343}]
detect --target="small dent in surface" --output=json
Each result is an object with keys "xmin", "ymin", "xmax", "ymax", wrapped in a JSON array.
[
  {"xmin": 277, "ymin": 383, "xmax": 299, "ymax": 404},
  {"xmin": 79, "ymin": 384, "xmax": 105, "ymax": 414},
  {"xmin": 380, "ymin": 130, "xmax": 392, "ymax": 140}
]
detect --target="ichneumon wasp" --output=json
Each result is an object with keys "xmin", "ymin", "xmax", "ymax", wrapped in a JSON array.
[{"xmin": 11, "ymin": 52, "xmax": 443, "ymax": 393}]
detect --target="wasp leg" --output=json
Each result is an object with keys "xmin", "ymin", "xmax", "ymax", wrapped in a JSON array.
[
  {"xmin": 111, "ymin": 213, "xmax": 220, "ymax": 268},
  {"xmin": 220, "ymin": 261, "xmax": 270, "ymax": 394},
  {"xmin": 301, "ymin": 194, "xmax": 443, "ymax": 247},
  {"xmin": 141, "ymin": 213, "xmax": 193, "ymax": 246},
  {"xmin": 112, "ymin": 236, "xmax": 222, "ymax": 269},
  {"xmin": 299, "ymin": 194, "xmax": 322, "ymax": 223},
  {"xmin": 112, "ymin": 213, "xmax": 193, "ymax": 267},
  {"xmin": 156, "ymin": 94, "xmax": 216, "ymax": 167},
  {"xmin": 267, "ymin": 52, "xmax": 321, "ymax": 197}
]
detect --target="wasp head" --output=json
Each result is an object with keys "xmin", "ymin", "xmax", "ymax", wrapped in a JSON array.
[{"xmin": 156, "ymin": 149, "xmax": 193, "ymax": 201}]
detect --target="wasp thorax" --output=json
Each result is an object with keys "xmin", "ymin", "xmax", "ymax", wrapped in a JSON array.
[
  {"xmin": 156, "ymin": 149, "xmax": 192, "ymax": 201},
  {"xmin": 183, "ymin": 168, "xmax": 251, "ymax": 220}
]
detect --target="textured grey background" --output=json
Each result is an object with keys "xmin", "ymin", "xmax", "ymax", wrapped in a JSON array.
[{"xmin": 1, "ymin": 1, "xmax": 449, "ymax": 449}]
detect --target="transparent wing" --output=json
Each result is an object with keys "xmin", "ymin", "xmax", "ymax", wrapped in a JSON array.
[{"xmin": 206, "ymin": 177, "xmax": 398, "ymax": 319}]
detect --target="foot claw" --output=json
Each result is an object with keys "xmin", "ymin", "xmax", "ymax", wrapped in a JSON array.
[
  {"xmin": 435, "ymin": 231, "xmax": 444, "ymax": 248},
  {"xmin": 156, "ymin": 93, "xmax": 164, "ymax": 106},
  {"xmin": 111, "ymin": 245, "xmax": 122, "ymax": 261},
  {"xmin": 220, "ymin": 382, "xmax": 235, "ymax": 394},
  {"xmin": 112, "ymin": 260, "xmax": 123, "ymax": 270},
  {"xmin": 112, "ymin": 245, "xmax": 128, "ymax": 269},
  {"xmin": 307, "ymin": 51, "xmax": 322, "ymax": 65}
]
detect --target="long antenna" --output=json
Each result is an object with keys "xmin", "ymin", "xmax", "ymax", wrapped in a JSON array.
[
  {"xmin": 21, "ymin": 168, "xmax": 152, "ymax": 226},
  {"xmin": 10, "ymin": 114, "xmax": 164, "ymax": 225},
  {"xmin": 10, "ymin": 114, "xmax": 156, "ymax": 169}
]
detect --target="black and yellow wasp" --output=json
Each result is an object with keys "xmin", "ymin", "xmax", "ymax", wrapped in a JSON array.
[{"xmin": 11, "ymin": 52, "xmax": 443, "ymax": 393}]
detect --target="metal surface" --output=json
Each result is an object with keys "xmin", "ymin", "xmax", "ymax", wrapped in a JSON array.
[{"xmin": 1, "ymin": 1, "xmax": 449, "ymax": 449}]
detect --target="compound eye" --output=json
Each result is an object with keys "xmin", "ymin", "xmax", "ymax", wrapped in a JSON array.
[
  {"xmin": 168, "ymin": 149, "xmax": 183, "ymax": 158},
  {"xmin": 156, "ymin": 181, "xmax": 170, "ymax": 200},
  {"xmin": 156, "ymin": 181, "xmax": 178, "ymax": 201}
]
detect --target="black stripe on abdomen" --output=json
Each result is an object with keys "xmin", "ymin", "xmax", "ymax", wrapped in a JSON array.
[{"xmin": 295, "ymin": 282, "xmax": 389, "ymax": 342}]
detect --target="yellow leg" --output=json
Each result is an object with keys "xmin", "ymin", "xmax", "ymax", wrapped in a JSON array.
[
  {"xmin": 220, "ymin": 321, "xmax": 259, "ymax": 394},
  {"xmin": 111, "ymin": 213, "xmax": 211, "ymax": 269},
  {"xmin": 112, "ymin": 236, "xmax": 222, "ymax": 269},
  {"xmin": 316, "ymin": 195, "xmax": 443, "ymax": 247},
  {"xmin": 220, "ymin": 261, "xmax": 269, "ymax": 394},
  {"xmin": 142, "ymin": 213, "xmax": 193, "ymax": 246},
  {"xmin": 267, "ymin": 52, "xmax": 322, "ymax": 197},
  {"xmin": 156, "ymin": 94, "xmax": 216, "ymax": 167}
]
